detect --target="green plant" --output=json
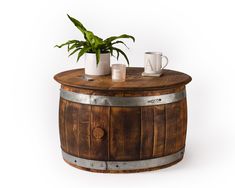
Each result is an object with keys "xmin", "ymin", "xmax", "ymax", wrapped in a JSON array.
[{"xmin": 55, "ymin": 14, "xmax": 135, "ymax": 65}]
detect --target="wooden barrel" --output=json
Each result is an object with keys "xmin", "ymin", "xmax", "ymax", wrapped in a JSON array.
[{"xmin": 54, "ymin": 67, "xmax": 191, "ymax": 173}]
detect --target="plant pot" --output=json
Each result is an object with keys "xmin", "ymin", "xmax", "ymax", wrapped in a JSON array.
[{"xmin": 85, "ymin": 53, "xmax": 111, "ymax": 76}]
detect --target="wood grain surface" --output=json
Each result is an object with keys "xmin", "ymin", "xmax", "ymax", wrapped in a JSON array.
[
  {"xmin": 59, "ymin": 98, "xmax": 187, "ymax": 161},
  {"xmin": 54, "ymin": 67, "xmax": 192, "ymax": 91},
  {"xmin": 56, "ymin": 67, "xmax": 191, "ymax": 172}
]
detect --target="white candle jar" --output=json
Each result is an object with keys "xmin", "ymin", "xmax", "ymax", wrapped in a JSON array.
[{"xmin": 112, "ymin": 64, "xmax": 126, "ymax": 82}]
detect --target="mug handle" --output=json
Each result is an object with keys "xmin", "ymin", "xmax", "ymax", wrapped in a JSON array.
[{"xmin": 162, "ymin": 55, "xmax": 168, "ymax": 69}]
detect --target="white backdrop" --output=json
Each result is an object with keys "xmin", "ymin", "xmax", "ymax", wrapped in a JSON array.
[{"xmin": 0, "ymin": 0, "xmax": 235, "ymax": 187}]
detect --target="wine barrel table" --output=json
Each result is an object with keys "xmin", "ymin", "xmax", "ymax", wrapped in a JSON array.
[{"xmin": 54, "ymin": 67, "xmax": 192, "ymax": 173}]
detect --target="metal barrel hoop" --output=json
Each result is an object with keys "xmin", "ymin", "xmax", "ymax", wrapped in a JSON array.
[
  {"xmin": 62, "ymin": 148, "xmax": 184, "ymax": 171},
  {"xmin": 60, "ymin": 89, "xmax": 186, "ymax": 107}
]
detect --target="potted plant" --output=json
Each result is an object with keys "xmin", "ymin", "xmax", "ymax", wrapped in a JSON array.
[{"xmin": 55, "ymin": 15, "xmax": 135, "ymax": 76}]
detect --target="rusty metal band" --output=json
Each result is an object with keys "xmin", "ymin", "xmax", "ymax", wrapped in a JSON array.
[
  {"xmin": 60, "ymin": 89, "xmax": 186, "ymax": 106},
  {"xmin": 62, "ymin": 148, "xmax": 184, "ymax": 171}
]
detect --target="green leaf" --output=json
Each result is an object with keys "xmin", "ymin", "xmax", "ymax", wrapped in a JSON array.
[
  {"xmin": 84, "ymin": 31, "xmax": 96, "ymax": 45},
  {"xmin": 112, "ymin": 47, "xmax": 130, "ymax": 65},
  {"xmin": 76, "ymin": 46, "xmax": 91, "ymax": 62},
  {"xmin": 110, "ymin": 47, "xmax": 114, "ymax": 56},
  {"xmin": 67, "ymin": 44, "xmax": 70, "ymax": 51},
  {"xmin": 84, "ymin": 31, "xmax": 104, "ymax": 50},
  {"xmin": 104, "ymin": 34, "xmax": 135, "ymax": 43},
  {"xmin": 108, "ymin": 47, "xmax": 118, "ymax": 58},
  {"xmin": 55, "ymin": 15, "xmax": 135, "ymax": 65},
  {"xmin": 68, "ymin": 43, "xmax": 77, "ymax": 52},
  {"xmin": 68, "ymin": 48, "xmax": 81, "ymax": 57},
  {"xmin": 67, "ymin": 14, "xmax": 87, "ymax": 34},
  {"xmin": 68, "ymin": 41, "xmax": 87, "ymax": 51},
  {"xmin": 95, "ymin": 49, "xmax": 101, "ymax": 65},
  {"xmin": 54, "ymin": 40, "xmax": 78, "ymax": 48},
  {"xmin": 111, "ymin": 40, "xmax": 129, "ymax": 49},
  {"xmin": 116, "ymin": 50, "xmax": 120, "ymax": 59}
]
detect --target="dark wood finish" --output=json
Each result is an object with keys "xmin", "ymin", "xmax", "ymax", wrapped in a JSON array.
[
  {"xmin": 164, "ymin": 101, "xmax": 180, "ymax": 155},
  {"xmin": 110, "ymin": 107, "xmax": 141, "ymax": 161},
  {"xmin": 59, "ymin": 98, "xmax": 67, "ymax": 151},
  {"xmin": 64, "ymin": 101, "xmax": 79, "ymax": 155},
  {"xmin": 182, "ymin": 99, "xmax": 188, "ymax": 147},
  {"xmin": 77, "ymin": 104, "xmax": 91, "ymax": 159},
  {"xmin": 90, "ymin": 106, "xmax": 109, "ymax": 160},
  {"xmin": 175, "ymin": 99, "xmax": 187, "ymax": 151},
  {"xmin": 55, "ymin": 67, "xmax": 191, "ymax": 172},
  {"xmin": 153, "ymin": 105, "xmax": 166, "ymax": 157},
  {"xmin": 140, "ymin": 107, "xmax": 154, "ymax": 159},
  {"xmin": 59, "ymin": 98, "xmax": 187, "ymax": 160},
  {"xmin": 54, "ymin": 68, "xmax": 192, "ymax": 91}
]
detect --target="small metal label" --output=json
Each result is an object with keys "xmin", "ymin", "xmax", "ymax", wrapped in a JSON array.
[{"xmin": 147, "ymin": 98, "xmax": 162, "ymax": 104}]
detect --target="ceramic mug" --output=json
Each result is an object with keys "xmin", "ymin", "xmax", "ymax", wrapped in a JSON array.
[{"xmin": 144, "ymin": 52, "xmax": 168, "ymax": 74}]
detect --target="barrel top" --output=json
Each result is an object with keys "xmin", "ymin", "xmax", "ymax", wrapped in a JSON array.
[{"xmin": 54, "ymin": 67, "xmax": 191, "ymax": 91}]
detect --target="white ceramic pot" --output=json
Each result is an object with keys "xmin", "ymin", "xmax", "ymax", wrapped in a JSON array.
[{"xmin": 85, "ymin": 52, "xmax": 111, "ymax": 76}]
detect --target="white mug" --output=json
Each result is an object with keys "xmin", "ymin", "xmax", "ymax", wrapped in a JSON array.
[{"xmin": 144, "ymin": 52, "xmax": 168, "ymax": 74}]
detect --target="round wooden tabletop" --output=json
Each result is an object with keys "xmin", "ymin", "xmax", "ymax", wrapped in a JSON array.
[{"xmin": 54, "ymin": 67, "xmax": 192, "ymax": 91}]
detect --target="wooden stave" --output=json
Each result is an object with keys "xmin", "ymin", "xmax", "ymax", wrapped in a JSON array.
[{"xmin": 58, "ymin": 85, "xmax": 188, "ymax": 164}]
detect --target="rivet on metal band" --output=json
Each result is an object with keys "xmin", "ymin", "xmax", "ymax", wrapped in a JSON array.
[
  {"xmin": 62, "ymin": 148, "xmax": 184, "ymax": 171},
  {"xmin": 60, "ymin": 89, "xmax": 186, "ymax": 106}
]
